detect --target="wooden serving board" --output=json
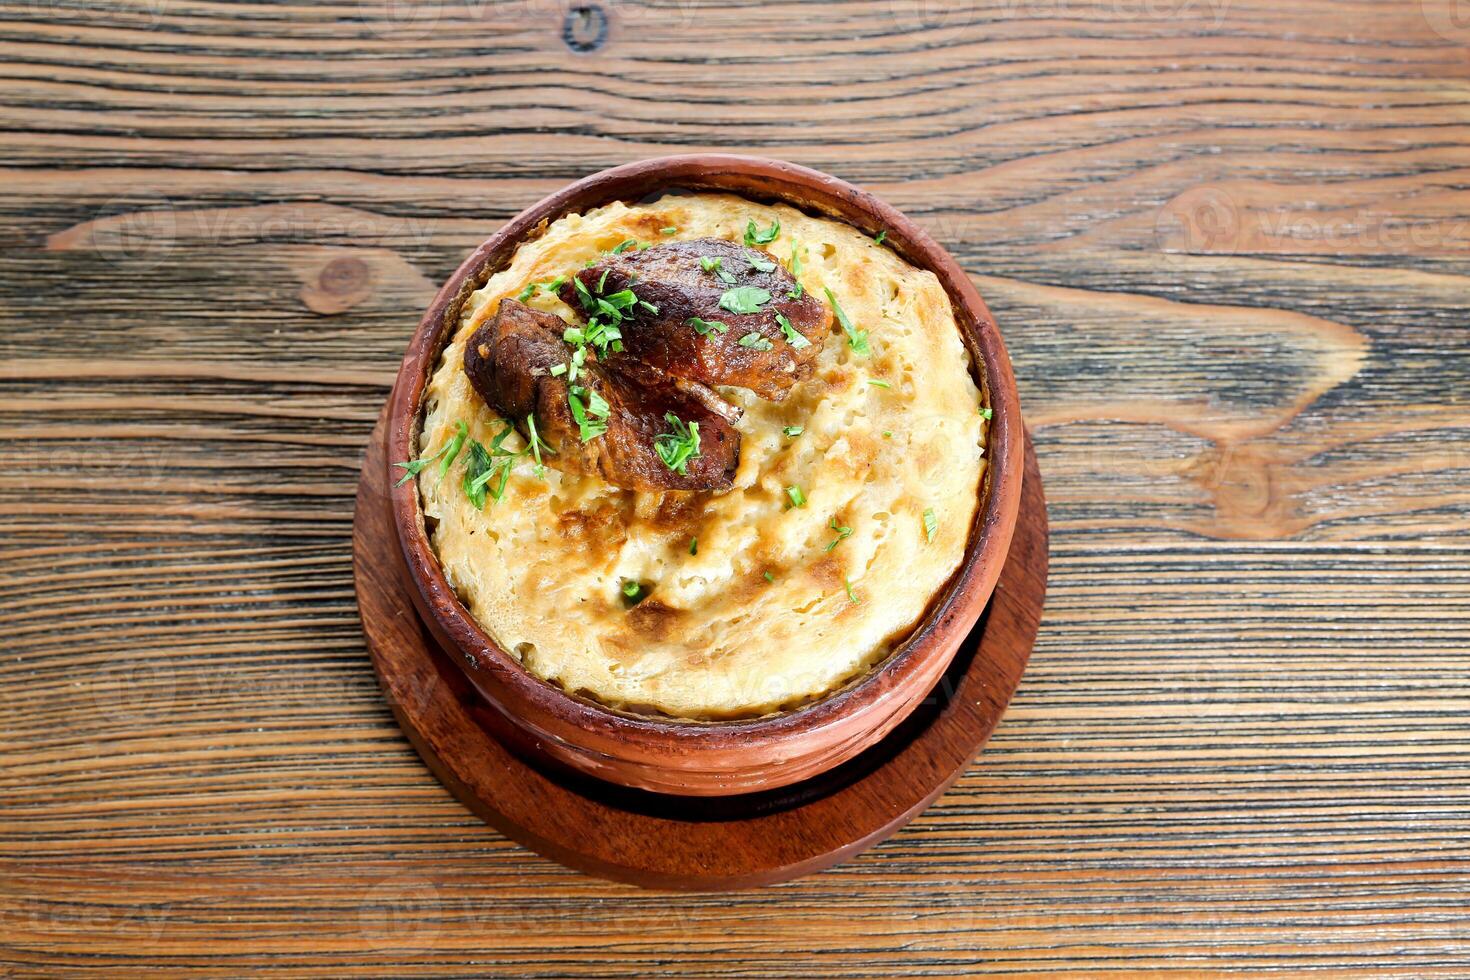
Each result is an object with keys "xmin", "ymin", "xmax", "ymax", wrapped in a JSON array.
[{"xmin": 353, "ymin": 411, "xmax": 1048, "ymax": 889}]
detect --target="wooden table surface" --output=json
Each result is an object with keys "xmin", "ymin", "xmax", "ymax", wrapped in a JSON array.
[{"xmin": 4, "ymin": 0, "xmax": 1469, "ymax": 975}]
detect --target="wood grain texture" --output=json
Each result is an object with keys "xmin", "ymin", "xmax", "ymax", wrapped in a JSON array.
[{"xmin": 1, "ymin": 0, "xmax": 1468, "ymax": 974}]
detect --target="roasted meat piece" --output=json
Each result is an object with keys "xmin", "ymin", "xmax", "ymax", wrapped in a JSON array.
[
  {"xmin": 463, "ymin": 299, "xmax": 739, "ymax": 492},
  {"xmin": 559, "ymin": 238, "xmax": 832, "ymax": 400}
]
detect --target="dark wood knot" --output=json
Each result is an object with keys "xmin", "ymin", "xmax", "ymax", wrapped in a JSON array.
[
  {"xmin": 301, "ymin": 254, "xmax": 373, "ymax": 315},
  {"xmin": 562, "ymin": 4, "xmax": 608, "ymax": 52},
  {"xmin": 319, "ymin": 256, "xmax": 371, "ymax": 295}
]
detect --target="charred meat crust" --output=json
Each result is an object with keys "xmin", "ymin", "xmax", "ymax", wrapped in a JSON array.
[
  {"xmin": 463, "ymin": 299, "xmax": 739, "ymax": 492},
  {"xmin": 559, "ymin": 238, "xmax": 833, "ymax": 401}
]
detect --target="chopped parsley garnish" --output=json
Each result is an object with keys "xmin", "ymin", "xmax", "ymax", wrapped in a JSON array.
[
  {"xmin": 787, "ymin": 241, "xmax": 806, "ymax": 299},
  {"xmin": 516, "ymin": 274, "xmax": 566, "ymax": 302},
  {"xmin": 551, "ymin": 346, "xmax": 587, "ymax": 383},
  {"xmin": 882, "ymin": 430, "xmax": 893, "ymax": 438},
  {"xmin": 747, "ymin": 255, "xmax": 776, "ymax": 273},
  {"xmin": 572, "ymin": 275, "xmax": 600, "ymax": 313},
  {"xmin": 737, "ymin": 332, "xmax": 774, "ymax": 351},
  {"xmin": 435, "ymin": 423, "xmax": 468, "ymax": 479},
  {"xmin": 585, "ymin": 386, "xmax": 610, "ymax": 418},
  {"xmin": 689, "ymin": 537, "xmax": 697, "ymax": 556},
  {"xmin": 825, "ymin": 516, "xmax": 853, "ymax": 552},
  {"xmin": 462, "ymin": 424, "xmax": 519, "ymax": 507},
  {"xmin": 745, "ymin": 218, "xmax": 780, "ymax": 246},
  {"xmin": 465, "ymin": 465, "xmax": 509, "ymax": 509},
  {"xmin": 488, "ymin": 423, "xmax": 518, "ymax": 455},
  {"xmin": 824, "ymin": 286, "xmax": 870, "ymax": 356},
  {"xmin": 867, "ymin": 379, "xmax": 891, "ymax": 389},
  {"xmin": 568, "ymin": 384, "xmax": 610, "ymax": 442},
  {"xmin": 654, "ymin": 412, "xmax": 701, "ymax": 475},
  {"xmin": 845, "ymin": 578, "xmax": 861, "ymax": 604},
  {"xmin": 564, "ymin": 318, "xmax": 623, "ymax": 357},
  {"xmin": 660, "ymin": 226, "xmax": 678, "ymax": 235},
  {"xmin": 980, "ymin": 406, "xmax": 993, "ymax": 420},
  {"xmin": 775, "ymin": 312, "xmax": 811, "ymax": 349},
  {"xmin": 621, "ymin": 579, "xmax": 649, "ymax": 606},
  {"xmin": 785, "ymin": 485, "xmax": 806, "ymax": 508},
  {"xmin": 460, "ymin": 439, "xmax": 493, "ymax": 509},
  {"xmin": 720, "ymin": 286, "xmax": 772, "ymax": 314},
  {"xmin": 782, "ymin": 425, "xmax": 803, "ymax": 438},
  {"xmin": 561, "ymin": 278, "xmax": 645, "ymax": 358},
  {"xmin": 610, "ymin": 239, "xmax": 637, "ymax": 254},
  {"xmin": 923, "ymin": 508, "xmax": 938, "ymax": 543},
  {"xmin": 600, "ymin": 288, "xmax": 637, "ymax": 311},
  {"xmin": 524, "ymin": 414, "xmax": 555, "ymax": 477},
  {"xmin": 699, "ymin": 255, "xmax": 737, "ymax": 284},
  {"xmin": 687, "ymin": 316, "xmax": 729, "ymax": 336},
  {"xmin": 596, "ymin": 269, "xmax": 611, "ymax": 293},
  {"xmin": 763, "ymin": 571, "xmax": 776, "ymax": 584},
  {"xmin": 874, "ymin": 230, "xmax": 888, "ymax": 245},
  {"xmin": 638, "ymin": 299, "xmax": 659, "ymax": 314},
  {"xmin": 394, "ymin": 419, "xmax": 467, "ymax": 486}
]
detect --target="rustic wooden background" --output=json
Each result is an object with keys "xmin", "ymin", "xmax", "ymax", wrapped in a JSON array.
[{"xmin": 4, "ymin": 0, "xmax": 1469, "ymax": 974}]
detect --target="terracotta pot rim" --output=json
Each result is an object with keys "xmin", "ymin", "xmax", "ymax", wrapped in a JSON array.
[{"xmin": 387, "ymin": 153, "xmax": 1023, "ymax": 755}]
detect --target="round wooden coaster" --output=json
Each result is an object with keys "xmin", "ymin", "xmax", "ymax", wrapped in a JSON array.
[{"xmin": 353, "ymin": 414, "xmax": 1048, "ymax": 890}]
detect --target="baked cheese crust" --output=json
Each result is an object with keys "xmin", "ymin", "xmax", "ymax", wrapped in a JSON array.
[{"xmin": 416, "ymin": 193, "xmax": 987, "ymax": 719}]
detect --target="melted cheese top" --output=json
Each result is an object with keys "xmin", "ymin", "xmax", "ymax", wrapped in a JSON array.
[{"xmin": 416, "ymin": 193, "xmax": 987, "ymax": 719}]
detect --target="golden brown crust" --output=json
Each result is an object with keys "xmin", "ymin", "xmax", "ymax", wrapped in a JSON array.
[{"xmin": 417, "ymin": 193, "xmax": 987, "ymax": 719}]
